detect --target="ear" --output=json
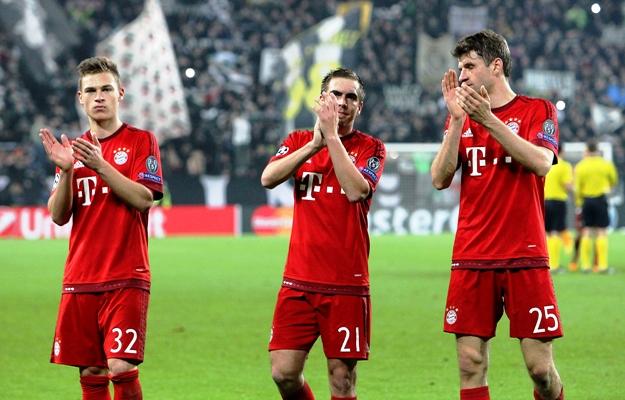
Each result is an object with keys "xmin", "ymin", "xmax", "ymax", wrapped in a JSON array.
[
  {"xmin": 77, "ymin": 91, "xmax": 84, "ymax": 105},
  {"xmin": 492, "ymin": 58, "xmax": 504, "ymax": 75},
  {"xmin": 119, "ymin": 86, "xmax": 125, "ymax": 100}
]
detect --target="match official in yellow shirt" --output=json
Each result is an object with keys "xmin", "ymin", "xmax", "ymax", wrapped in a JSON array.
[
  {"xmin": 574, "ymin": 139, "xmax": 618, "ymax": 273},
  {"xmin": 544, "ymin": 143, "xmax": 573, "ymax": 272}
]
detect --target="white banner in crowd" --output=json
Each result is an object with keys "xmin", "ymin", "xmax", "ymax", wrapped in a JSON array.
[
  {"xmin": 448, "ymin": 5, "xmax": 488, "ymax": 37},
  {"xmin": 417, "ymin": 33, "xmax": 455, "ymax": 92},
  {"xmin": 523, "ymin": 69, "xmax": 576, "ymax": 98},
  {"xmin": 95, "ymin": 0, "xmax": 190, "ymax": 142}
]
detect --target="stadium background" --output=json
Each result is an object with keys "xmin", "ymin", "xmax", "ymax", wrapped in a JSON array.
[{"xmin": 1, "ymin": 1, "xmax": 625, "ymax": 399}]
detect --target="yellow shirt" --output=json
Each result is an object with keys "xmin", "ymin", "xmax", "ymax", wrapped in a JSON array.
[
  {"xmin": 545, "ymin": 158, "xmax": 573, "ymax": 201},
  {"xmin": 574, "ymin": 155, "xmax": 618, "ymax": 205}
]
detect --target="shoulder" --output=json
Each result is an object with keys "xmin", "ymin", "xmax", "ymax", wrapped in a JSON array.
[
  {"xmin": 516, "ymin": 95, "xmax": 557, "ymax": 116},
  {"xmin": 353, "ymin": 129, "xmax": 385, "ymax": 147}
]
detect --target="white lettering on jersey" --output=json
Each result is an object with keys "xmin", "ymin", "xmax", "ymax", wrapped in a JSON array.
[
  {"xmin": 76, "ymin": 176, "xmax": 109, "ymax": 206},
  {"xmin": 76, "ymin": 177, "xmax": 97, "ymax": 206},
  {"xmin": 466, "ymin": 147, "xmax": 486, "ymax": 176},
  {"xmin": 300, "ymin": 172, "xmax": 323, "ymax": 201}
]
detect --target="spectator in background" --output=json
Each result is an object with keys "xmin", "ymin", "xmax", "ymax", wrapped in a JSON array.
[{"xmin": 574, "ymin": 138, "xmax": 618, "ymax": 273}]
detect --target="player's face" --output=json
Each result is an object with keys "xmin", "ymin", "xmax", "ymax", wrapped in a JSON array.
[
  {"xmin": 457, "ymin": 50, "xmax": 494, "ymax": 89},
  {"xmin": 78, "ymin": 72, "xmax": 124, "ymax": 123},
  {"xmin": 327, "ymin": 77, "xmax": 363, "ymax": 128}
]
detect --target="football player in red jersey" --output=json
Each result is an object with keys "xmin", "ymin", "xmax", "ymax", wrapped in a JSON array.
[
  {"xmin": 431, "ymin": 30, "xmax": 564, "ymax": 400},
  {"xmin": 39, "ymin": 57, "xmax": 163, "ymax": 400},
  {"xmin": 262, "ymin": 68, "xmax": 385, "ymax": 400}
]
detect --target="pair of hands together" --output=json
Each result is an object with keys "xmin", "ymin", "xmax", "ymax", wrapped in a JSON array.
[
  {"xmin": 442, "ymin": 69, "xmax": 492, "ymax": 124},
  {"xmin": 311, "ymin": 91, "xmax": 340, "ymax": 151},
  {"xmin": 39, "ymin": 128, "xmax": 105, "ymax": 173}
]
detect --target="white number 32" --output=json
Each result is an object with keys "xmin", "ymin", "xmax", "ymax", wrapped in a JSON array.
[
  {"xmin": 529, "ymin": 305, "xmax": 559, "ymax": 333},
  {"xmin": 111, "ymin": 327, "xmax": 138, "ymax": 354}
]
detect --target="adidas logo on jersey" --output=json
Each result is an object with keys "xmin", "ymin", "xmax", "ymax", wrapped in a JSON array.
[{"xmin": 461, "ymin": 128, "xmax": 473, "ymax": 138}]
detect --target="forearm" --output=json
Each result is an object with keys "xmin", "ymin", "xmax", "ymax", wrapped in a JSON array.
[
  {"xmin": 48, "ymin": 170, "xmax": 74, "ymax": 225},
  {"xmin": 261, "ymin": 142, "xmax": 320, "ymax": 189},
  {"xmin": 325, "ymin": 137, "xmax": 370, "ymax": 202},
  {"xmin": 96, "ymin": 162, "xmax": 154, "ymax": 212},
  {"xmin": 431, "ymin": 118, "xmax": 462, "ymax": 190},
  {"xmin": 483, "ymin": 116, "xmax": 552, "ymax": 176}
]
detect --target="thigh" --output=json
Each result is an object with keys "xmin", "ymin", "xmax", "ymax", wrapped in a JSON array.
[
  {"xmin": 444, "ymin": 269, "xmax": 502, "ymax": 338},
  {"xmin": 504, "ymin": 268, "xmax": 563, "ymax": 339},
  {"xmin": 269, "ymin": 287, "xmax": 319, "ymax": 352},
  {"xmin": 101, "ymin": 288, "xmax": 150, "ymax": 363},
  {"xmin": 583, "ymin": 196, "xmax": 609, "ymax": 228},
  {"xmin": 318, "ymin": 294, "xmax": 370, "ymax": 360},
  {"xmin": 51, "ymin": 293, "xmax": 107, "ymax": 368}
]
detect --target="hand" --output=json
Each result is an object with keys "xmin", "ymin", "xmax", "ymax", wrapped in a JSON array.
[
  {"xmin": 456, "ymin": 83, "xmax": 492, "ymax": 124},
  {"xmin": 313, "ymin": 91, "xmax": 339, "ymax": 140},
  {"xmin": 39, "ymin": 128, "xmax": 74, "ymax": 172},
  {"xmin": 311, "ymin": 118, "xmax": 326, "ymax": 151},
  {"xmin": 441, "ymin": 69, "xmax": 465, "ymax": 120},
  {"xmin": 72, "ymin": 131, "xmax": 105, "ymax": 173}
]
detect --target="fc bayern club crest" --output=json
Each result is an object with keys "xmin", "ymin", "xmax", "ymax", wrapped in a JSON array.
[{"xmin": 113, "ymin": 148, "xmax": 130, "ymax": 165}]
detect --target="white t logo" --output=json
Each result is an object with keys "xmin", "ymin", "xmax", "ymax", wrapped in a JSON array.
[
  {"xmin": 301, "ymin": 172, "xmax": 322, "ymax": 201},
  {"xmin": 466, "ymin": 146, "xmax": 486, "ymax": 176},
  {"xmin": 77, "ymin": 176, "xmax": 97, "ymax": 206}
]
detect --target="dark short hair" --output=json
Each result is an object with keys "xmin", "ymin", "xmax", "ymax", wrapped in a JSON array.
[
  {"xmin": 586, "ymin": 138, "xmax": 598, "ymax": 153},
  {"xmin": 320, "ymin": 67, "xmax": 365, "ymax": 101},
  {"xmin": 77, "ymin": 56, "xmax": 121, "ymax": 90},
  {"xmin": 452, "ymin": 29, "xmax": 511, "ymax": 77}
]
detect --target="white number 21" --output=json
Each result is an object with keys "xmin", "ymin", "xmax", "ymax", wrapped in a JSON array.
[
  {"xmin": 338, "ymin": 326, "xmax": 360, "ymax": 352},
  {"xmin": 529, "ymin": 305, "xmax": 559, "ymax": 333}
]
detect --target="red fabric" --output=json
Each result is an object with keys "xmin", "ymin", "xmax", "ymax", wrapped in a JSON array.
[
  {"xmin": 446, "ymin": 95, "xmax": 559, "ymax": 268},
  {"xmin": 53, "ymin": 124, "xmax": 162, "ymax": 292},
  {"xmin": 269, "ymin": 129, "xmax": 385, "ymax": 291},
  {"xmin": 80, "ymin": 375, "xmax": 111, "ymax": 400},
  {"xmin": 269, "ymin": 288, "xmax": 370, "ymax": 359},
  {"xmin": 460, "ymin": 386, "xmax": 490, "ymax": 400},
  {"xmin": 51, "ymin": 289, "xmax": 149, "ymax": 367},
  {"xmin": 111, "ymin": 369, "xmax": 142, "ymax": 400},
  {"xmin": 444, "ymin": 268, "xmax": 562, "ymax": 338},
  {"xmin": 331, "ymin": 396, "xmax": 356, "ymax": 400},
  {"xmin": 283, "ymin": 381, "xmax": 315, "ymax": 400}
]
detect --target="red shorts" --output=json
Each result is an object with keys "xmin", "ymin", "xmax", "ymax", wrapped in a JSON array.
[
  {"xmin": 51, "ymin": 288, "xmax": 149, "ymax": 367},
  {"xmin": 444, "ymin": 268, "xmax": 563, "ymax": 339},
  {"xmin": 269, "ymin": 287, "xmax": 371, "ymax": 359}
]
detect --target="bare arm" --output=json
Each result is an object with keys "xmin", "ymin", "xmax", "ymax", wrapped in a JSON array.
[
  {"xmin": 431, "ymin": 70, "xmax": 465, "ymax": 190},
  {"xmin": 72, "ymin": 133, "xmax": 154, "ymax": 212},
  {"xmin": 39, "ymin": 128, "xmax": 74, "ymax": 225},
  {"xmin": 261, "ymin": 121, "xmax": 325, "ymax": 189},
  {"xmin": 316, "ymin": 92, "xmax": 370, "ymax": 202},
  {"xmin": 456, "ymin": 84, "xmax": 553, "ymax": 176}
]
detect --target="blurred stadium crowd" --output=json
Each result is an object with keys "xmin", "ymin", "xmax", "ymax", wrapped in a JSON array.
[{"xmin": 1, "ymin": 0, "xmax": 624, "ymax": 206}]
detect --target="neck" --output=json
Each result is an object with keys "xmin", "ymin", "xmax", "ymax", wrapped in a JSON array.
[
  {"xmin": 488, "ymin": 80, "xmax": 516, "ymax": 109},
  {"xmin": 89, "ymin": 118, "xmax": 123, "ymax": 139},
  {"xmin": 338, "ymin": 124, "xmax": 354, "ymax": 137}
]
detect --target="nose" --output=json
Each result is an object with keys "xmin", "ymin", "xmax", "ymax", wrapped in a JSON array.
[{"xmin": 458, "ymin": 69, "xmax": 468, "ymax": 84}]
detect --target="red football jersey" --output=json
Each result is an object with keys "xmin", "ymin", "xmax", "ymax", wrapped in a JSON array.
[
  {"xmin": 449, "ymin": 96, "xmax": 559, "ymax": 269},
  {"xmin": 271, "ymin": 129, "xmax": 385, "ymax": 293},
  {"xmin": 52, "ymin": 124, "xmax": 163, "ymax": 292}
]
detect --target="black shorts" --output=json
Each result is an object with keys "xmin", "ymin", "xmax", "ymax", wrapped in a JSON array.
[
  {"xmin": 582, "ymin": 195, "xmax": 609, "ymax": 228},
  {"xmin": 545, "ymin": 200, "xmax": 567, "ymax": 232}
]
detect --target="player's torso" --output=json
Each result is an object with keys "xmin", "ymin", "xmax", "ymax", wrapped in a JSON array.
[{"xmin": 454, "ymin": 97, "xmax": 550, "ymax": 264}]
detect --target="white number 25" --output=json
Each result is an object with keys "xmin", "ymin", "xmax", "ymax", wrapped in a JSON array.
[{"xmin": 529, "ymin": 305, "xmax": 559, "ymax": 333}]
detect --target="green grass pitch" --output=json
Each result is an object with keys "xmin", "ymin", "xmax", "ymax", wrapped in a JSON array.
[{"xmin": 1, "ymin": 234, "xmax": 624, "ymax": 399}]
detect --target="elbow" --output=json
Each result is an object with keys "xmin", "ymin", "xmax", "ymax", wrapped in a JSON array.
[
  {"xmin": 261, "ymin": 175, "xmax": 276, "ymax": 189},
  {"xmin": 51, "ymin": 213, "xmax": 71, "ymax": 226},
  {"xmin": 431, "ymin": 174, "xmax": 451, "ymax": 190},
  {"xmin": 533, "ymin": 161, "xmax": 552, "ymax": 177},
  {"xmin": 345, "ymin": 186, "xmax": 370, "ymax": 203}
]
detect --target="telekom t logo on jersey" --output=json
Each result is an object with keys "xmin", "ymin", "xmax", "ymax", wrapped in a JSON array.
[
  {"xmin": 466, "ymin": 146, "xmax": 512, "ymax": 176},
  {"xmin": 76, "ymin": 176, "xmax": 109, "ymax": 206},
  {"xmin": 299, "ymin": 172, "xmax": 344, "ymax": 201}
]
